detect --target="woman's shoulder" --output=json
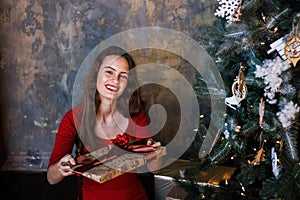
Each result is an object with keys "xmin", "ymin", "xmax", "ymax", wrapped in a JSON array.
[
  {"xmin": 64, "ymin": 104, "xmax": 83, "ymax": 115},
  {"xmin": 61, "ymin": 104, "xmax": 83, "ymax": 123}
]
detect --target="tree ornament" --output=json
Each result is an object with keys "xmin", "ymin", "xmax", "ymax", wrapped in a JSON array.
[
  {"xmin": 225, "ymin": 65, "xmax": 248, "ymax": 110},
  {"xmin": 214, "ymin": 0, "xmax": 242, "ymax": 23},
  {"xmin": 276, "ymin": 101, "xmax": 299, "ymax": 128},
  {"xmin": 284, "ymin": 19, "xmax": 300, "ymax": 67},
  {"xmin": 251, "ymin": 142, "xmax": 265, "ymax": 166},
  {"xmin": 259, "ymin": 98, "xmax": 265, "ymax": 128},
  {"xmin": 254, "ymin": 57, "xmax": 290, "ymax": 104},
  {"xmin": 271, "ymin": 147, "xmax": 281, "ymax": 178}
]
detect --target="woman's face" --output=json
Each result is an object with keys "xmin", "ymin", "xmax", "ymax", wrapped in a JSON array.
[{"xmin": 96, "ymin": 55, "xmax": 130, "ymax": 101}]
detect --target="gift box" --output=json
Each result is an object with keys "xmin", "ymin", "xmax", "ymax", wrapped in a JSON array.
[{"xmin": 72, "ymin": 146, "xmax": 167, "ymax": 184}]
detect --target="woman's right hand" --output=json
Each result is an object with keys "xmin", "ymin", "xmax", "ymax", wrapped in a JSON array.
[
  {"xmin": 47, "ymin": 154, "xmax": 77, "ymax": 185},
  {"xmin": 56, "ymin": 154, "xmax": 76, "ymax": 177}
]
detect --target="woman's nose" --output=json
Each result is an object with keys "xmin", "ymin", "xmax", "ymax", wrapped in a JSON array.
[{"xmin": 111, "ymin": 74, "xmax": 119, "ymax": 82}]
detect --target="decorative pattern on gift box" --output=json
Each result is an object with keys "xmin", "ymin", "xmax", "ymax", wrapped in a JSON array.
[
  {"xmin": 73, "ymin": 146, "xmax": 167, "ymax": 184},
  {"xmin": 85, "ymin": 145, "xmax": 112, "ymax": 160},
  {"xmin": 82, "ymin": 153, "xmax": 147, "ymax": 183}
]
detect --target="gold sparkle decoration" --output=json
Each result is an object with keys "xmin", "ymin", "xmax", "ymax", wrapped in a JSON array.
[
  {"xmin": 251, "ymin": 142, "xmax": 265, "ymax": 166},
  {"xmin": 284, "ymin": 19, "xmax": 300, "ymax": 67}
]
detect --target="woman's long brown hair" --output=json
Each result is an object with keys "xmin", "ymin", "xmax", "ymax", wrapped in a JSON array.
[{"xmin": 78, "ymin": 46, "xmax": 144, "ymax": 150}]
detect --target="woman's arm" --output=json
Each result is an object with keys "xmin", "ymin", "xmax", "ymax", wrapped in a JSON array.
[{"xmin": 47, "ymin": 108, "xmax": 80, "ymax": 184}]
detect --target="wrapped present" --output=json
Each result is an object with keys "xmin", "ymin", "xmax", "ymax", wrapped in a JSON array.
[{"xmin": 72, "ymin": 146, "xmax": 167, "ymax": 184}]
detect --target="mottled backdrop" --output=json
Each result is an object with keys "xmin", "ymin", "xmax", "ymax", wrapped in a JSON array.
[{"xmin": 0, "ymin": 0, "xmax": 216, "ymax": 170}]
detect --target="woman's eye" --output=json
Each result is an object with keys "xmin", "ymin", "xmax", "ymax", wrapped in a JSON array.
[
  {"xmin": 120, "ymin": 75, "xmax": 128, "ymax": 80},
  {"xmin": 105, "ymin": 70, "xmax": 113, "ymax": 75}
]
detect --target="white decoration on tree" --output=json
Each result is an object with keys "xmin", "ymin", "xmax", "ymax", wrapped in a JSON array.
[
  {"xmin": 223, "ymin": 129, "xmax": 230, "ymax": 139},
  {"xmin": 276, "ymin": 101, "xmax": 299, "ymax": 128},
  {"xmin": 267, "ymin": 34, "xmax": 289, "ymax": 60},
  {"xmin": 214, "ymin": 0, "xmax": 242, "ymax": 23},
  {"xmin": 280, "ymin": 83, "xmax": 296, "ymax": 95},
  {"xmin": 254, "ymin": 57, "xmax": 290, "ymax": 104},
  {"xmin": 271, "ymin": 147, "xmax": 280, "ymax": 178}
]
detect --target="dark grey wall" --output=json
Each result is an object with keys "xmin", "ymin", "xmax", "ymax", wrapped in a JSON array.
[{"xmin": 0, "ymin": 0, "xmax": 216, "ymax": 170}]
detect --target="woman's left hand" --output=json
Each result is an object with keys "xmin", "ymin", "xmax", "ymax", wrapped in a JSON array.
[
  {"xmin": 146, "ymin": 138, "xmax": 161, "ymax": 147},
  {"xmin": 146, "ymin": 138, "xmax": 163, "ymax": 174}
]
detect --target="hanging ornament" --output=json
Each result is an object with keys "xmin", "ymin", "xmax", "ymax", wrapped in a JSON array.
[
  {"xmin": 225, "ymin": 65, "xmax": 248, "ymax": 110},
  {"xmin": 214, "ymin": 0, "xmax": 242, "ymax": 24},
  {"xmin": 251, "ymin": 141, "xmax": 265, "ymax": 166},
  {"xmin": 284, "ymin": 19, "xmax": 300, "ymax": 67},
  {"xmin": 271, "ymin": 147, "xmax": 281, "ymax": 178},
  {"xmin": 259, "ymin": 98, "xmax": 265, "ymax": 128}
]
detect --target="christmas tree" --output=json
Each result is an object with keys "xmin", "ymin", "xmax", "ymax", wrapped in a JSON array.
[{"xmin": 176, "ymin": 0, "xmax": 300, "ymax": 199}]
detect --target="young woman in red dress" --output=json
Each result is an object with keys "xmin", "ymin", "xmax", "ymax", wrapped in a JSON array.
[{"xmin": 47, "ymin": 46, "xmax": 161, "ymax": 200}]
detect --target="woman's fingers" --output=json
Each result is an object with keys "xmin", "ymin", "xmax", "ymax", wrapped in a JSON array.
[
  {"xmin": 151, "ymin": 141, "xmax": 161, "ymax": 147},
  {"xmin": 146, "ymin": 138, "xmax": 154, "ymax": 146},
  {"xmin": 146, "ymin": 138, "xmax": 161, "ymax": 147},
  {"xmin": 58, "ymin": 154, "xmax": 76, "ymax": 176},
  {"xmin": 58, "ymin": 165, "xmax": 74, "ymax": 176}
]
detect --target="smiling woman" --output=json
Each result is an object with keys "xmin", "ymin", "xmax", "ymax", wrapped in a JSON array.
[
  {"xmin": 96, "ymin": 55, "xmax": 130, "ymax": 101},
  {"xmin": 47, "ymin": 46, "xmax": 162, "ymax": 200}
]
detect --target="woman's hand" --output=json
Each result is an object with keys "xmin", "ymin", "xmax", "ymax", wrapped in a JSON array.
[
  {"xmin": 146, "ymin": 139, "xmax": 162, "ymax": 174},
  {"xmin": 147, "ymin": 138, "xmax": 161, "ymax": 148},
  {"xmin": 47, "ymin": 154, "xmax": 76, "ymax": 185},
  {"xmin": 57, "ymin": 154, "xmax": 76, "ymax": 176}
]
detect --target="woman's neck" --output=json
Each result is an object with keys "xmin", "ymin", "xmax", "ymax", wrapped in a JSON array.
[
  {"xmin": 95, "ymin": 100, "xmax": 128, "ymax": 140},
  {"xmin": 97, "ymin": 99, "xmax": 117, "ymax": 122}
]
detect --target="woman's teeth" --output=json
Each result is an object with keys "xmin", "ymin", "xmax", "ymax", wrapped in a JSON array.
[{"xmin": 106, "ymin": 85, "xmax": 118, "ymax": 91}]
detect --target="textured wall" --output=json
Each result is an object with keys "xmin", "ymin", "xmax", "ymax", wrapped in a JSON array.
[{"xmin": 0, "ymin": 0, "xmax": 216, "ymax": 170}]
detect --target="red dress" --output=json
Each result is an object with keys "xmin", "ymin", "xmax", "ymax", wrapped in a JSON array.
[{"xmin": 48, "ymin": 105, "xmax": 153, "ymax": 200}]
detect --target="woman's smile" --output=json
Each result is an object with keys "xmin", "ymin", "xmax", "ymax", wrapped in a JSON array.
[{"xmin": 105, "ymin": 83, "xmax": 119, "ymax": 92}]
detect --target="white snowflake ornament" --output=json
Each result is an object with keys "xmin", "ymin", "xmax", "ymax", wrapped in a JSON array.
[
  {"xmin": 254, "ymin": 57, "xmax": 290, "ymax": 104},
  {"xmin": 276, "ymin": 101, "xmax": 299, "ymax": 128},
  {"xmin": 214, "ymin": 0, "xmax": 243, "ymax": 23}
]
